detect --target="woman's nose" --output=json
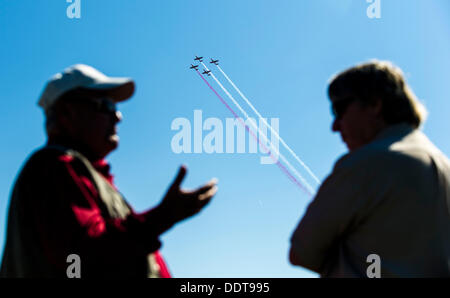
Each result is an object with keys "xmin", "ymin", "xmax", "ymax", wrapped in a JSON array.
[{"xmin": 332, "ymin": 118, "xmax": 340, "ymax": 132}]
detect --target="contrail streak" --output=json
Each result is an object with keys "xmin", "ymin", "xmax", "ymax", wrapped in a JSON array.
[
  {"xmin": 215, "ymin": 65, "xmax": 321, "ymax": 186},
  {"xmin": 199, "ymin": 63, "xmax": 315, "ymax": 195},
  {"xmin": 195, "ymin": 69, "xmax": 314, "ymax": 196}
]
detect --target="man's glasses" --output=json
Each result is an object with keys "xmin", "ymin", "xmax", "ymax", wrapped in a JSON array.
[
  {"xmin": 331, "ymin": 97, "xmax": 358, "ymax": 119},
  {"xmin": 85, "ymin": 98, "xmax": 117, "ymax": 114}
]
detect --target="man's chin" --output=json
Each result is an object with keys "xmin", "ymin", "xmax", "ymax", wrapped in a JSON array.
[
  {"xmin": 103, "ymin": 135, "xmax": 119, "ymax": 155},
  {"xmin": 110, "ymin": 134, "xmax": 120, "ymax": 144}
]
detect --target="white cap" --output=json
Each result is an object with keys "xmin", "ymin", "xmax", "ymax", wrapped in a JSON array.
[{"xmin": 38, "ymin": 64, "xmax": 135, "ymax": 111}]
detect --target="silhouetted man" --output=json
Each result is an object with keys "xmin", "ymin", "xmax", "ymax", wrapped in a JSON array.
[{"xmin": 1, "ymin": 64, "xmax": 218, "ymax": 278}]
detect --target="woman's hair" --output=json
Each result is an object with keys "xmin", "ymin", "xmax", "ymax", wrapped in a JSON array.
[{"xmin": 328, "ymin": 60, "xmax": 427, "ymax": 128}]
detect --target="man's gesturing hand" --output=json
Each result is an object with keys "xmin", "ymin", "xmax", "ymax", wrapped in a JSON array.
[{"xmin": 159, "ymin": 165, "xmax": 218, "ymax": 224}]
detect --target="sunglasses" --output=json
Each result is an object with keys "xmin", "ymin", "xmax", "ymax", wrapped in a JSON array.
[
  {"xmin": 84, "ymin": 98, "xmax": 118, "ymax": 114},
  {"xmin": 331, "ymin": 97, "xmax": 358, "ymax": 119}
]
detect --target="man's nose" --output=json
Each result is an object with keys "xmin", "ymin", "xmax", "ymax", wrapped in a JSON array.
[
  {"xmin": 332, "ymin": 118, "xmax": 340, "ymax": 132},
  {"xmin": 114, "ymin": 110, "xmax": 122, "ymax": 123}
]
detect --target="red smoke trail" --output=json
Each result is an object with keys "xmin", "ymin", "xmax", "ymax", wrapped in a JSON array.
[{"xmin": 196, "ymin": 70, "xmax": 313, "ymax": 196}]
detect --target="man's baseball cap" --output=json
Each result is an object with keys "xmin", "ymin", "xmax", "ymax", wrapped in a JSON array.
[{"xmin": 38, "ymin": 64, "xmax": 135, "ymax": 112}]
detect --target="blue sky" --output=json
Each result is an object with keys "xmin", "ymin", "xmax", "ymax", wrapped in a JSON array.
[{"xmin": 0, "ymin": 0, "xmax": 449, "ymax": 277}]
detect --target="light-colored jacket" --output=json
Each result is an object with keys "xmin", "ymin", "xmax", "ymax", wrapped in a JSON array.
[{"xmin": 291, "ymin": 123, "xmax": 450, "ymax": 277}]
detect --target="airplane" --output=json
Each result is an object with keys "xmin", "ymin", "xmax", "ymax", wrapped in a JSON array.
[
  {"xmin": 210, "ymin": 59, "xmax": 219, "ymax": 65},
  {"xmin": 190, "ymin": 64, "xmax": 199, "ymax": 70},
  {"xmin": 202, "ymin": 69, "xmax": 211, "ymax": 76},
  {"xmin": 194, "ymin": 56, "xmax": 203, "ymax": 62}
]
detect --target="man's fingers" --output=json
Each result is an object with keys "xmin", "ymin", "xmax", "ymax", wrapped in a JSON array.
[
  {"xmin": 198, "ymin": 186, "xmax": 218, "ymax": 201},
  {"xmin": 171, "ymin": 165, "xmax": 187, "ymax": 189},
  {"xmin": 191, "ymin": 178, "xmax": 218, "ymax": 195}
]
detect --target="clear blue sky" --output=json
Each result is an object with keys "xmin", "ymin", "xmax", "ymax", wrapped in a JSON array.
[{"xmin": 0, "ymin": 0, "xmax": 449, "ymax": 277}]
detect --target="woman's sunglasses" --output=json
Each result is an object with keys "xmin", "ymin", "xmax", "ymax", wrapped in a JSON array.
[{"xmin": 331, "ymin": 97, "xmax": 358, "ymax": 119}]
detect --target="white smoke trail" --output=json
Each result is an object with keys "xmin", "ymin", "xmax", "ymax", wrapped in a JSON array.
[
  {"xmin": 200, "ymin": 62, "xmax": 316, "ymax": 195},
  {"xmin": 215, "ymin": 65, "xmax": 320, "ymax": 186}
]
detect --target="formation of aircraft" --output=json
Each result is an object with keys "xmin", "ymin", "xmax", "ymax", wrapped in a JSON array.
[{"xmin": 190, "ymin": 56, "xmax": 218, "ymax": 75}]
